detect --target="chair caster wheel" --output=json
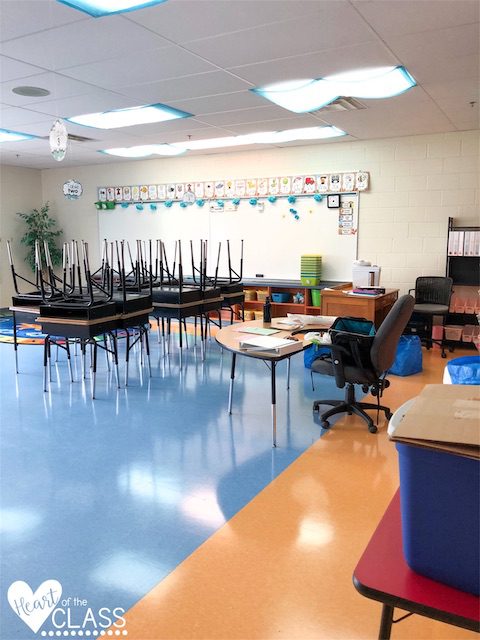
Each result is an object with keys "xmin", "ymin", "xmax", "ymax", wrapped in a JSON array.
[
  {"xmin": 441, "ymin": 352, "xmax": 447, "ymax": 359},
  {"xmin": 385, "ymin": 411, "xmax": 393, "ymax": 420},
  {"xmin": 362, "ymin": 385, "xmax": 369, "ymax": 393},
  {"xmin": 313, "ymin": 403, "xmax": 319, "ymax": 412},
  {"xmin": 321, "ymin": 420, "xmax": 331, "ymax": 430},
  {"xmin": 368, "ymin": 424, "xmax": 378, "ymax": 434}
]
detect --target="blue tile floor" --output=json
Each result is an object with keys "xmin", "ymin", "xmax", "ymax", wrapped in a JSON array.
[{"xmin": 0, "ymin": 332, "xmax": 344, "ymax": 639}]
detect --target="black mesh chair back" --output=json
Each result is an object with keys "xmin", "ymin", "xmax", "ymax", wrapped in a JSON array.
[{"xmin": 413, "ymin": 277, "xmax": 453, "ymax": 306}]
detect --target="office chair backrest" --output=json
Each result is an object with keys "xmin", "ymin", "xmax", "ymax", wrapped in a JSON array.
[
  {"xmin": 414, "ymin": 276, "xmax": 453, "ymax": 306},
  {"xmin": 370, "ymin": 294, "xmax": 415, "ymax": 374}
]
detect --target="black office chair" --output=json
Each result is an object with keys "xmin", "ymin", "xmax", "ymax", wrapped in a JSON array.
[
  {"xmin": 407, "ymin": 276, "xmax": 453, "ymax": 358},
  {"xmin": 312, "ymin": 294, "xmax": 415, "ymax": 433}
]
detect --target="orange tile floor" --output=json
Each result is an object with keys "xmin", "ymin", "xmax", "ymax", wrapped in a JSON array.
[{"xmin": 124, "ymin": 347, "xmax": 478, "ymax": 640}]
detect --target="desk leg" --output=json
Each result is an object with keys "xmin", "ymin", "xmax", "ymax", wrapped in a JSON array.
[
  {"xmin": 12, "ymin": 310, "xmax": 18, "ymax": 373},
  {"xmin": 379, "ymin": 604, "xmax": 394, "ymax": 640},
  {"xmin": 286, "ymin": 357, "xmax": 291, "ymax": 390},
  {"xmin": 228, "ymin": 352, "xmax": 236, "ymax": 414},
  {"xmin": 271, "ymin": 361, "xmax": 277, "ymax": 448}
]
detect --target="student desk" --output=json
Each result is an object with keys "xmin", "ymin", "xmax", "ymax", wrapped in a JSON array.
[
  {"xmin": 321, "ymin": 288, "xmax": 399, "ymax": 327},
  {"xmin": 215, "ymin": 317, "xmax": 335, "ymax": 447},
  {"xmin": 353, "ymin": 490, "xmax": 480, "ymax": 639}
]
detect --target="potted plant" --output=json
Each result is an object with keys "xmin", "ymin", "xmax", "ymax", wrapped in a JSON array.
[{"xmin": 17, "ymin": 202, "xmax": 63, "ymax": 271}]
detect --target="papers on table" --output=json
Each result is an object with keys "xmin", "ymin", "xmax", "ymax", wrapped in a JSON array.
[
  {"xmin": 239, "ymin": 335, "xmax": 303, "ymax": 355},
  {"xmin": 237, "ymin": 326, "xmax": 280, "ymax": 336}
]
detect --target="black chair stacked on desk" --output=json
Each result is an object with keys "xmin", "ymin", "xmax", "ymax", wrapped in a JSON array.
[
  {"xmin": 216, "ymin": 239, "xmax": 244, "ymax": 324},
  {"xmin": 111, "ymin": 240, "xmax": 153, "ymax": 384},
  {"xmin": 149, "ymin": 240, "xmax": 205, "ymax": 363},
  {"xmin": 407, "ymin": 276, "xmax": 453, "ymax": 358},
  {"xmin": 35, "ymin": 239, "xmax": 120, "ymax": 397},
  {"xmin": 311, "ymin": 294, "xmax": 415, "ymax": 433}
]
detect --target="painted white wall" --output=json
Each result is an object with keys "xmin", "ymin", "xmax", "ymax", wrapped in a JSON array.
[
  {"xmin": 0, "ymin": 165, "xmax": 43, "ymax": 306},
  {"xmin": 1, "ymin": 129, "xmax": 478, "ymax": 306}
]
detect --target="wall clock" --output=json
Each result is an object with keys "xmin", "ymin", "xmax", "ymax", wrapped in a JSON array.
[{"xmin": 327, "ymin": 194, "xmax": 340, "ymax": 208}]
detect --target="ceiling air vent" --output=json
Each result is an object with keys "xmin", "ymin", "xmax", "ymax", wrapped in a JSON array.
[
  {"xmin": 67, "ymin": 133, "xmax": 95, "ymax": 142},
  {"xmin": 320, "ymin": 97, "xmax": 366, "ymax": 112}
]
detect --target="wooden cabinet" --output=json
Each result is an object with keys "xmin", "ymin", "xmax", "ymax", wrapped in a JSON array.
[
  {"xmin": 241, "ymin": 281, "xmax": 348, "ymax": 319},
  {"xmin": 320, "ymin": 288, "xmax": 399, "ymax": 327}
]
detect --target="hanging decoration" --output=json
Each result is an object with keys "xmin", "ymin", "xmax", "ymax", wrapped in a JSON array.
[
  {"xmin": 49, "ymin": 119, "xmax": 68, "ymax": 162},
  {"xmin": 62, "ymin": 179, "xmax": 82, "ymax": 200}
]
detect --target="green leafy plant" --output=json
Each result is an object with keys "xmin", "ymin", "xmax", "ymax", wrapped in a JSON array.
[{"xmin": 17, "ymin": 202, "xmax": 63, "ymax": 271}]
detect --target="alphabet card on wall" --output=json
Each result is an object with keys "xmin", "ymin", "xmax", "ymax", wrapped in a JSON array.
[
  {"xmin": 204, "ymin": 182, "xmax": 214, "ymax": 198},
  {"xmin": 140, "ymin": 185, "xmax": 149, "ymax": 201},
  {"xmin": 246, "ymin": 179, "xmax": 257, "ymax": 196},
  {"xmin": 329, "ymin": 174, "xmax": 341, "ymax": 191},
  {"xmin": 235, "ymin": 179, "xmax": 246, "ymax": 197},
  {"xmin": 131, "ymin": 186, "xmax": 140, "ymax": 201},
  {"xmin": 106, "ymin": 187, "xmax": 115, "ymax": 201},
  {"xmin": 280, "ymin": 177, "xmax": 291, "ymax": 194},
  {"xmin": 225, "ymin": 179, "xmax": 235, "ymax": 197},
  {"xmin": 268, "ymin": 177, "xmax": 279, "ymax": 195},
  {"xmin": 292, "ymin": 175, "xmax": 304, "ymax": 194},
  {"xmin": 122, "ymin": 186, "xmax": 131, "ymax": 201},
  {"xmin": 194, "ymin": 182, "xmax": 204, "ymax": 198},
  {"xmin": 342, "ymin": 173, "xmax": 355, "ymax": 192},
  {"xmin": 166, "ymin": 184, "xmax": 176, "ymax": 199},
  {"xmin": 175, "ymin": 183, "xmax": 185, "ymax": 199},
  {"xmin": 148, "ymin": 185, "xmax": 158, "ymax": 200},
  {"xmin": 115, "ymin": 187, "xmax": 123, "ymax": 201},
  {"xmin": 257, "ymin": 177, "xmax": 268, "ymax": 196},
  {"xmin": 303, "ymin": 176, "xmax": 316, "ymax": 193},
  {"xmin": 157, "ymin": 184, "xmax": 166, "ymax": 200},
  {"xmin": 356, "ymin": 171, "xmax": 369, "ymax": 191},
  {"xmin": 317, "ymin": 175, "xmax": 329, "ymax": 192},
  {"xmin": 98, "ymin": 187, "xmax": 107, "ymax": 202},
  {"xmin": 214, "ymin": 180, "xmax": 225, "ymax": 197}
]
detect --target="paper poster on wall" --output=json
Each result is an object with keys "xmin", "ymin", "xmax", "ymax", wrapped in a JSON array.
[
  {"xmin": 194, "ymin": 182, "xmax": 204, "ymax": 198},
  {"xmin": 342, "ymin": 173, "xmax": 355, "ymax": 192},
  {"xmin": 106, "ymin": 187, "xmax": 115, "ymax": 201},
  {"xmin": 304, "ymin": 176, "xmax": 316, "ymax": 193},
  {"xmin": 148, "ymin": 185, "xmax": 158, "ymax": 200},
  {"xmin": 122, "ymin": 186, "xmax": 131, "ymax": 201},
  {"xmin": 98, "ymin": 187, "xmax": 107, "ymax": 202},
  {"xmin": 214, "ymin": 180, "xmax": 225, "ymax": 197},
  {"xmin": 235, "ymin": 179, "xmax": 246, "ymax": 197},
  {"xmin": 140, "ymin": 185, "xmax": 149, "ymax": 201},
  {"xmin": 114, "ymin": 187, "xmax": 123, "ymax": 201},
  {"xmin": 246, "ymin": 179, "xmax": 257, "ymax": 196},
  {"xmin": 166, "ymin": 184, "xmax": 176, "ymax": 199},
  {"xmin": 204, "ymin": 182, "xmax": 214, "ymax": 198},
  {"xmin": 225, "ymin": 179, "xmax": 235, "ymax": 197},
  {"xmin": 356, "ymin": 171, "xmax": 369, "ymax": 191},
  {"xmin": 175, "ymin": 183, "xmax": 185, "ymax": 200},
  {"xmin": 280, "ymin": 177, "xmax": 291, "ymax": 194},
  {"xmin": 338, "ymin": 197, "xmax": 357, "ymax": 235},
  {"xmin": 268, "ymin": 177, "xmax": 279, "ymax": 195},
  {"xmin": 292, "ymin": 176, "xmax": 304, "ymax": 194},
  {"xmin": 257, "ymin": 177, "xmax": 268, "ymax": 196},
  {"xmin": 131, "ymin": 186, "xmax": 140, "ymax": 201},
  {"xmin": 317, "ymin": 175, "xmax": 329, "ymax": 193},
  {"xmin": 157, "ymin": 184, "xmax": 166, "ymax": 200},
  {"xmin": 329, "ymin": 174, "xmax": 341, "ymax": 191}
]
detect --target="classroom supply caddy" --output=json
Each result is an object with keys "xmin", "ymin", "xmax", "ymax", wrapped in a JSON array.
[
  {"xmin": 300, "ymin": 255, "xmax": 322, "ymax": 286},
  {"xmin": 389, "ymin": 385, "xmax": 480, "ymax": 596}
]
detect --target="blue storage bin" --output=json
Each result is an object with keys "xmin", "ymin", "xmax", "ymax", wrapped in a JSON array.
[
  {"xmin": 397, "ymin": 442, "xmax": 480, "ymax": 595},
  {"xmin": 271, "ymin": 292, "xmax": 291, "ymax": 303}
]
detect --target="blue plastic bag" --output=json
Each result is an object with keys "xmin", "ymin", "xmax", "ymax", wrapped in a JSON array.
[
  {"xmin": 304, "ymin": 343, "xmax": 331, "ymax": 369},
  {"xmin": 446, "ymin": 356, "xmax": 480, "ymax": 385},
  {"xmin": 389, "ymin": 335, "xmax": 423, "ymax": 376}
]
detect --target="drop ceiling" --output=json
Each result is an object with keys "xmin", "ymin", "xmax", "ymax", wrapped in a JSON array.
[{"xmin": 0, "ymin": 0, "xmax": 478, "ymax": 169}]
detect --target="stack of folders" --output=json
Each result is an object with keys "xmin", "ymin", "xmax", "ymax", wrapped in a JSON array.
[
  {"xmin": 352, "ymin": 287, "xmax": 386, "ymax": 295},
  {"xmin": 239, "ymin": 335, "xmax": 303, "ymax": 355}
]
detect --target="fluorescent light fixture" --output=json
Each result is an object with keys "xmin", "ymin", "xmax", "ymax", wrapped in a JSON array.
[
  {"xmin": 101, "ymin": 125, "xmax": 346, "ymax": 157},
  {"xmin": 173, "ymin": 125, "xmax": 346, "ymax": 150},
  {"xmin": 57, "ymin": 0, "xmax": 167, "ymax": 18},
  {"xmin": 67, "ymin": 103, "xmax": 192, "ymax": 129},
  {"xmin": 252, "ymin": 66, "xmax": 416, "ymax": 113},
  {"xmin": 0, "ymin": 128, "xmax": 36, "ymax": 142},
  {"xmin": 101, "ymin": 144, "xmax": 185, "ymax": 158}
]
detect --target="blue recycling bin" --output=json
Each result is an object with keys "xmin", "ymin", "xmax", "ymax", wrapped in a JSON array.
[{"xmin": 443, "ymin": 355, "xmax": 480, "ymax": 385}]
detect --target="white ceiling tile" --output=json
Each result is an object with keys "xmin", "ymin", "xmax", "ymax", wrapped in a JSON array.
[
  {"xmin": 61, "ymin": 46, "xmax": 217, "ymax": 89},
  {"xmin": 353, "ymin": 0, "xmax": 479, "ymax": 38},
  {"xmin": 408, "ymin": 54, "xmax": 479, "ymax": 85},
  {"xmin": 0, "ymin": 0, "xmax": 86, "ymax": 42},
  {"xmin": 1, "ymin": 72, "xmax": 113, "ymax": 106},
  {"xmin": 169, "ymin": 91, "xmax": 265, "ymax": 115},
  {"xmin": 0, "ymin": 105, "xmax": 56, "ymax": 127},
  {"xmin": 182, "ymin": 5, "xmax": 376, "ymax": 68},
  {"xmin": 424, "ymin": 77, "xmax": 480, "ymax": 102},
  {"xmin": 110, "ymin": 117, "xmax": 212, "ymax": 139},
  {"xmin": 0, "ymin": 15, "xmax": 171, "ymax": 70},
  {"xmin": 193, "ymin": 105, "xmax": 297, "ymax": 127},
  {"xmin": 126, "ymin": 0, "xmax": 326, "ymax": 42},
  {"xmin": 221, "ymin": 114, "xmax": 324, "ymax": 135},
  {"xmin": 0, "ymin": 55, "xmax": 47, "ymax": 83},
  {"xmin": 228, "ymin": 41, "xmax": 398, "ymax": 86},
  {"xmin": 116, "ymin": 71, "xmax": 252, "ymax": 103}
]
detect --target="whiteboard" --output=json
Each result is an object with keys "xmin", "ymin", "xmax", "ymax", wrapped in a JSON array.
[{"xmin": 97, "ymin": 194, "xmax": 358, "ymax": 281}]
